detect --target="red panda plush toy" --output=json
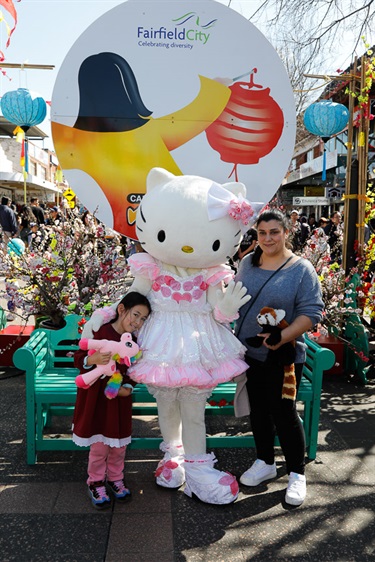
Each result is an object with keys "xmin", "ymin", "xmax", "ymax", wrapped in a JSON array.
[{"xmin": 246, "ymin": 306, "xmax": 297, "ymax": 400}]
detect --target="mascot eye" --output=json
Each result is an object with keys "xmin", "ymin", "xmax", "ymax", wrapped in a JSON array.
[
  {"xmin": 158, "ymin": 230, "xmax": 166, "ymax": 242},
  {"xmin": 126, "ymin": 342, "xmax": 133, "ymax": 347},
  {"xmin": 212, "ymin": 240, "xmax": 220, "ymax": 252}
]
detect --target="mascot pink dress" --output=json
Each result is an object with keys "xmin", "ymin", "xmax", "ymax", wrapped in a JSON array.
[{"xmin": 83, "ymin": 167, "xmax": 261, "ymax": 504}]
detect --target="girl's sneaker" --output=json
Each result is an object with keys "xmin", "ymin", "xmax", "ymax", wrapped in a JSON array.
[
  {"xmin": 88, "ymin": 481, "xmax": 111, "ymax": 509},
  {"xmin": 107, "ymin": 479, "xmax": 132, "ymax": 502}
]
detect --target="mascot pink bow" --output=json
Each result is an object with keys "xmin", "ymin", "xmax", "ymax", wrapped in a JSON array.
[{"xmin": 206, "ymin": 181, "xmax": 263, "ymax": 233}]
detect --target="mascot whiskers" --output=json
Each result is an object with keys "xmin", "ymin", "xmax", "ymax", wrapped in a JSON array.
[
  {"xmin": 246, "ymin": 306, "xmax": 297, "ymax": 400},
  {"xmin": 83, "ymin": 167, "xmax": 262, "ymax": 504}
]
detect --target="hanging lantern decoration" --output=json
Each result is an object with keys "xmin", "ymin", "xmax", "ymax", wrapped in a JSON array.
[
  {"xmin": 205, "ymin": 69, "xmax": 284, "ymax": 181},
  {"xmin": 0, "ymin": 88, "xmax": 47, "ymax": 203},
  {"xmin": 303, "ymin": 100, "xmax": 349, "ymax": 181},
  {"xmin": 1, "ymin": 87, "xmax": 47, "ymax": 132}
]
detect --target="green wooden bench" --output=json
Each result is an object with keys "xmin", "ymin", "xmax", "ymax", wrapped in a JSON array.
[{"xmin": 13, "ymin": 315, "xmax": 335, "ymax": 464}]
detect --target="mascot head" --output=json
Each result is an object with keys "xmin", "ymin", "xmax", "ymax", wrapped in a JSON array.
[{"xmin": 136, "ymin": 168, "xmax": 262, "ymax": 269}]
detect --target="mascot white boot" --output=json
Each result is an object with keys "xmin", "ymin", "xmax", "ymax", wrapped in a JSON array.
[{"xmin": 83, "ymin": 167, "xmax": 262, "ymax": 505}]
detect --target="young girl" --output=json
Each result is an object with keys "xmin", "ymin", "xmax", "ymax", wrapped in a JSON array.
[{"xmin": 73, "ymin": 292, "xmax": 151, "ymax": 509}]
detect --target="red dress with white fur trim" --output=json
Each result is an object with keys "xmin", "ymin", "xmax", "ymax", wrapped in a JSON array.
[{"xmin": 127, "ymin": 253, "xmax": 247, "ymax": 388}]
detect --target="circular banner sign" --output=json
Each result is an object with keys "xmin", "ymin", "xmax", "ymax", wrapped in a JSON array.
[{"xmin": 52, "ymin": 0, "xmax": 296, "ymax": 238}]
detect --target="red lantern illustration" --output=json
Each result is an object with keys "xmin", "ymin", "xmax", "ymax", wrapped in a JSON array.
[{"xmin": 205, "ymin": 69, "xmax": 284, "ymax": 181}]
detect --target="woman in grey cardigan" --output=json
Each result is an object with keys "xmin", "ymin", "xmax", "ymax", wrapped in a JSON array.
[{"xmin": 235, "ymin": 209, "xmax": 323, "ymax": 506}]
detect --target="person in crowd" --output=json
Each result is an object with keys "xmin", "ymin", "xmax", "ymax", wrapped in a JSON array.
[
  {"xmin": 81, "ymin": 210, "xmax": 93, "ymax": 227},
  {"xmin": 235, "ymin": 209, "xmax": 323, "ymax": 507},
  {"xmin": 29, "ymin": 222, "xmax": 44, "ymax": 250},
  {"xmin": 228, "ymin": 227, "xmax": 258, "ymax": 273},
  {"xmin": 10, "ymin": 203, "xmax": 18, "ymax": 219},
  {"xmin": 19, "ymin": 205, "xmax": 37, "ymax": 247},
  {"xmin": 30, "ymin": 197, "xmax": 45, "ymax": 225},
  {"xmin": 323, "ymin": 211, "xmax": 343, "ymax": 263},
  {"xmin": 48, "ymin": 206, "xmax": 64, "ymax": 225},
  {"xmin": 237, "ymin": 226, "xmax": 258, "ymax": 260},
  {"xmin": 0, "ymin": 196, "xmax": 18, "ymax": 243},
  {"xmin": 307, "ymin": 214, "xmax": 317, "ymax": 231},
  {"xmin": 73, "ymin": 292, "xmax": 151, "ymax": 509},
  {"xmin": 299, "ymin": 216, "xmax": 311, "ymax": 247},
  {"xmin": 287, "ymin": 209, "xmax": 302, "ymax": 252}
]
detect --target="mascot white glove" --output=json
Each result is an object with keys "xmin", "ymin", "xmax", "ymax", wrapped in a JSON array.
[{"xmin": 213, "ymin": 281, "xmax": 250, "ymax": 323}]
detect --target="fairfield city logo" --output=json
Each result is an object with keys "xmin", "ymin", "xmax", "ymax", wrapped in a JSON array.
[{"xmin": 137, "ymin": 12, "xmax": 218, "ymax": 45}]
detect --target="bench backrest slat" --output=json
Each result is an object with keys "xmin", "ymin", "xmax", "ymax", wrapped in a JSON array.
[
  {"xmin": 303, "ymin": 336, "xmax": 335, "ymax": 389},
  {"xmin": 30, "ymin": 315, "xmax": 82, "ymax": 369},
  {"xmin": 13, "ymin": 314, "xmax": 83, "ymax": 374}
]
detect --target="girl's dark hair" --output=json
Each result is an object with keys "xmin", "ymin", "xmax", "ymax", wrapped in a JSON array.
[
  {"xmin": 112, "ymin": 291, "xmax": 151, "ymax": 321},
  {"xmin": 252, "ymin": 209, "xmax": 289, "ymax": 267}
]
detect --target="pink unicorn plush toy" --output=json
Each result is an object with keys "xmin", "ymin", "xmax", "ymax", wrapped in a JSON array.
[{"xmin": 75, "ymin": 333, "xmax": 140, "ymax": 399}]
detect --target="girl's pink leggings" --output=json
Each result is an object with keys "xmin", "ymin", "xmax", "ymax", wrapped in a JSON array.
[{"xmin": 87, "ymin": 441, "xmax": 126, "ymax": 484}]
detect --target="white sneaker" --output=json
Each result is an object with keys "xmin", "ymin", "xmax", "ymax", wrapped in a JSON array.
[
  {"xmin": 285, "ymin": 472, "xmax": 306, "ymax": 506},
  {"xmin": 240, "ymin": 459, "xmax": 277, "ymax": 487}
]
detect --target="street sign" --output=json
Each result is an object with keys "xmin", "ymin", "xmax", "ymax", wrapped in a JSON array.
[
  {"xmin": 63, "ymin": 188, "xmax": 76, "ymax": 201},
  {"xmin": 293, "ymin": 196, "xmax": 330, "ymax": 205},
  {"xmin": 63, "ymin": 188, "xmax": 76, "ymax": 208},
  {"xmin": 304, "ymin": 186, "xmax": 324, "ymax": 196},
  {"xmin": 325, "ymin": 187, "xmax": 345, "ymax": 199}
]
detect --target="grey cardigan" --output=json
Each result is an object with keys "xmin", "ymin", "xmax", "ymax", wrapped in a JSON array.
[{"xmin": 235, "ymin": 255, "xmax": 323, "ymax": 364}]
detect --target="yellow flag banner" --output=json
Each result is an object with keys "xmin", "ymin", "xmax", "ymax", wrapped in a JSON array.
[
  {"xmin": 342, "ymin": 194, "xmax": 371, "ymax": 202},
  {"xmin": 358, "ymin": 132, "xmax": 365, "ymax": 147}
]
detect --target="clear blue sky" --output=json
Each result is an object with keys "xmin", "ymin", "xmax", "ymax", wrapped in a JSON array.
[
  {"xmin": 0, "ymin": 0, "xmax": 126, "ymax": 147},
  {"xmin": 0, "ymin": 0, "xmax": 370, "ymax": 150}
]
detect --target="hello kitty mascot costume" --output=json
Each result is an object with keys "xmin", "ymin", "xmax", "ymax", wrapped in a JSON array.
[{"xmin": 83, "ymin": 167, "xmax": 262, "ymax": 505}]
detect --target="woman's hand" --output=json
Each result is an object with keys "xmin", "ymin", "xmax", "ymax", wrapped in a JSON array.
[
  {"xmin": 258, "ymin": 333, "xmax": 284, "ymax": 351},
  {"xmin": 259, "ymin": 315, "xmax": 313, "ymax": 350}
]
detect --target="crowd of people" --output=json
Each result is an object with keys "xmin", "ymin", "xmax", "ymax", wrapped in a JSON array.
[
  {"xmin": 0, "ymin": 196, "xmax": 75, "ymax": 249},
  {"xmin": 288, "ymin": 209, "xmax": 346, "ymax": 264},
  {"xmin": 0, "ymin": 196, "xmax": 138, "ymax": 264}
]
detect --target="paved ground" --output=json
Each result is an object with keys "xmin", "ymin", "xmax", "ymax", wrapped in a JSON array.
[{"xmin": 0, "ymin": 365, "xmax": 374, "ymax": 562}]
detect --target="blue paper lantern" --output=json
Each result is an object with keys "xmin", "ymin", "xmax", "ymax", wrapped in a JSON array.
[
  {"xmin": 7, "ymin": 238, "xmax": 25, "ymax": 256},
  {"xmin": 0, "ymin": 88, "xmax": 47, "ymax": 132},
  {"xmin": 303, "ymin": 100, "xmax": 349, "ymax": 141},
  {"xmin": 303, "ymin": 100, "xmax": 349, "ymax": 180}
]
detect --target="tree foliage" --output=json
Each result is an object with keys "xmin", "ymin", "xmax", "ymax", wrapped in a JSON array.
[
  {"xmin": 249, "ymin": 0, "xmax": 374, "ymax": 60},
  {"xmin": 244, "ymin": 0, "xmax": 375, "ymax": 114}
]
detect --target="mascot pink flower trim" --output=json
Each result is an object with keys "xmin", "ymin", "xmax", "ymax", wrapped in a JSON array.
[{"xmin": 76, "ymin": 334, "xmax": 140, "ymax": 399}]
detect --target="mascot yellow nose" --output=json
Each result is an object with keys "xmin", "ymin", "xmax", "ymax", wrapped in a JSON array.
[{"xmin": 182, "ymin": 246, "xmax": 194, "ymax": 253}]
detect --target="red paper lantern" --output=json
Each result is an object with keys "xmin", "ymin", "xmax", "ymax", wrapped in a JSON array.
[{"xmin": 205, "ymin": 71, "xmax": 284, "ymax": 180}]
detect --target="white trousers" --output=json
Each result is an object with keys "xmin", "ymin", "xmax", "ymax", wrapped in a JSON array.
[{"xmin": 148, "ymin": 385, "xmax": 212, "ymax": 456}]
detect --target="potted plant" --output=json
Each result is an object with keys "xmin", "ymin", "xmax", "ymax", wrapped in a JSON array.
[
  {"xmin": 0, "ymin": 211, "xmax": 128, "ymax": 329},
  {"xmin": 298, "ymin": 227, "xmax": 373, "ymax": 379}
]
